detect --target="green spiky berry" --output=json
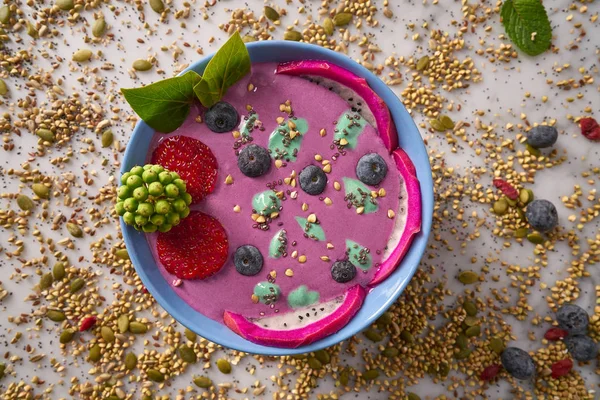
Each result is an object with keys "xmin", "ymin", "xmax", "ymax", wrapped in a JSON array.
[
  {"xmin": 126, "ymin": 175, "xmax": 144, "ymax": 189},
  {"xmin": 120, "ymin": 172, "xmax": 131, "ymax": 185},
  {"xmin": 155, "ymin": 200, "xmax": 170, "ymax": 215},
  {"xmin": 172, "ymin": 198, "xmax": 187, "ymax": 213},
  {"xmin": 123, "ymin": 212, "xmax": 135, "ymax": 225},
  {"xmin": 142, "ymin": 170, "xmax": 158, "ymax": 184},
  {"xmin": 148, "ymin": 182, "xmax": 163, "ymax": 197},
  {"xmin": 179, "ymin": 208, "xmax": 190, "ymax": 219},
  {"xmin": 150, "ymin": 214, "xmax": 166, "ymax": 226},
  {"xmin": 167, "ymin": 212, "xmax": 180, "ymax": 226},
  {"xmin": 118, "ymin": 185, "xmax": 131, "ymax": 199},
  {"xmin": 115, "ymin": 201, "xmax": 126, "ymax": 216},
  {"xmin": 142, "ymin": 223, "xmax": 157, "ymax": 233},
  {"xmin": 165, "ymin": 184, "xmax": 179, "ymax": 198},
  {"xmin": 158, "ymin": 224, "xmax": 172, "ymax": 232},
  {"xmin": 133, "ymin": 186, "xmax": 149, "ymax": 202},
  {"xmin": 123, "ymin": 198, "xmax": 138, "ymax": 212},
  {"xmin": 130, "ymin": 166, "xmax": 144, "ymax": 176},
  {"xmin": 137, "ymin": 203, "xmax": 154, "ymax": 217},
  {"xmin": 135, "ymin": 214, "xmax": 148, "ymax": 226}
]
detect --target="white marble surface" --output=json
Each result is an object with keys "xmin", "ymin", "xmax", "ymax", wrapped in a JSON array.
[{"xmin": 0, "ymin": 0, "xmax": 598, "ymax": 399}]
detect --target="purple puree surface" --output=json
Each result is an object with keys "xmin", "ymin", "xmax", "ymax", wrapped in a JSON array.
[{"xmin": 145, "ymin": 62, "xmax": 401, "ymax": 323}]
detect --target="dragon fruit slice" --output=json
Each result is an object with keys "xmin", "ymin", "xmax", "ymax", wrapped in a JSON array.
[
  {"xmin": 368, "ymin": 148, "xmax": 422, "ymax": 286},
  {"xmin": 223, "ymin": 285, "xmax": 366, "ymax": 348},
  {"xmin": 276, "ymin": 60, "xmax": 399, "ymax": 152}
]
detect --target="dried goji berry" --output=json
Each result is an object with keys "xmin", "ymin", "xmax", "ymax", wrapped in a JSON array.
[
  {"xmin": 580, "ymin": 117, "xmax": 600, "ymax": 141},
  {"xmin": 544, "ymin": 327, "xmax": 569, "ymax": 341},
  {"xmin": 551, "ymin": 358, "xmax": 573, "ymax": 379},
  {"xmin": 480, "ymin": 364, "xmax": 502, "ymax": 381},
  {"xmin": 493, "ymin": 178, "xmax": 519, "ymax": 200},
  {"xmin": 79, "ymin": 316, "xmax": 97, "ymax": 332}
]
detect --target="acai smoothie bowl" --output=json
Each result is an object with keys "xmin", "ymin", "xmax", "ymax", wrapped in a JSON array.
[{"xmin": 119, "ymin": 35, "xmax": 433, "ymax": 355}]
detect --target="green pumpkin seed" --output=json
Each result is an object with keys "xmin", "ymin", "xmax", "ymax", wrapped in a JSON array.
[
  {"xmin": 101, "ymin": 130, "xmax": 113, "ymax": 148},
  {"xmin": 0, "ymin": 6, "xmax": 10, "ymax": 24},
  {"xmin": 440, "ymin": 115, "xmax": 455, "ymax": 130},
  {"xmin": 124, "ymin": 352, "xmax": 137, "ymax": 370},
  {"xmin": 184, "ymin": 328, "xmax": 196, "ymax": 342},
  {"xmin": 364, "ymin": 328, "xmax": 383, "ymax": 342},
  {"xmin": 133, "ymin": 59, "xmax": 153, "ymax": 71},
  {"xmin": 92, "ymin": 17, "xmax": 106, "ymax": 37},
  {"xmin": 36, "ymin": 129, "xmax": 55, "ymax": 142},
  {"xmin": 465, "ymin": 325, "xmax": 481, "ymax": 337},
  {"xmin": 525, "ymin": 143, "xmax": 541, "ymax": 156},
  {"xmin": 129, "ymin": 321, "xmax": 148, "ymax": 334},
  {"xmin": 16, "ymin": 194, "xmax": 34, "ymax": 211},
  {"xmin": 59, "ymin": 329, "xmax": 75, "ymax": 344},
  {"xmin": 117, "ymin": 315, "xmax": 129, "ymax": 333},
  {"xmin": 363, "ymin": 369, "xmax": 379, "ymax": 381},
  {"xmin": 489, "ymin": 337, "xmax": 505, "ymax": 354},
  {"xmin": 382, "ymin": 347, "xmax": 399, "ymax": 358},
  {"xmin": 70, "ymin": 277, "xmax": 85, "ymax": 293},
  {"xmin": 0, "ymin": 79, "xmax": 7, "ymax": 96},
  {"xmin": 458, "ymin": 270, "xmax": 479, "ymax": 284},
  {"xmin": 101, "ymin": 326, "xmax": 115, "ymax": 342},
  {"xmin": 72, "ymin": 49, "xmax": 92, "ymax": 62},
  {"xmin": 314, "ymin": 349, "xmax": 330, "ymax": 364},
  {"xmin": 0, "ymin": 363, "xmax": 5, "ymax": 379},
  {"xmin": 56, "ymin": 0, "xmax": 74, "ymax": 11},
  {"xmin": 463, "ymin": 301, "xmax": 477, "ymax": 316},
  {"xmin": 242, "ymin": 35, "xmax": 256, "ymax": 43},
  {"xmin": 178, "ymin": 344, "xmax": 197, "ymax": 363},
  {"xmin": 429, "ymin": 118, "xmax": 446, "ymax": 132},
  {"xmin": 264, "ymin": 6, "xmax": 280, "ymax": 21},
  {"xmin": 216, "ymin": 358, "xmax": 231, "ymax": 374},
  {"xmin": 527, "ymin": 232, "xmax": 544, "ymax": 244},
  {"xmin": 283, "ymin": 30, "xmax": 302, "ymax": 41},
  {"xmin": 149, "ymin": 0, "xmax": 165, "ymax": 14},
  {"xmin": 506, "ymin": 196, "xmax": 518, "ymax": 207},
  {"xmin": 377, "ymin": 311, "xmax": 393, "ymax": 326},
  {"xmin": 339, "ymin": 369, "xmax": 349, "ymax": 386},
  {"xmin": 438, "ymin": 361, "xmax": 450, "ymax": 377},
  {"xmin": 519, "ymin": 188, "xmax": 532, "ymax": 205},
  {"xmin": 307, "ymin": 357, "xmax": 322, "ymax": 370},
  {"xmin": 407, "ymin": 392, "xmax": 421, "ymax": 400},
  {"xmin": 66, "ymin": 222, "xmax": 83, "ymax": 238},
  {"xmin": 146, "ymin": 368, "xmax": 164, "ymax": 382},
  {"xmin": 53, "ymin": 262, "xmax": 66, "ymax": 280},
  {"xmin": 463, "ymin": 316, "xmax": 479, "ymax": 327},
  {"xmin": 454, "ymin": 348, "xmax": 472, "ymax": 360},
  {"xmin": 416, "ymin": 56, "xmax": 430, "ymax": 71},
  {"xmin": 115, "ymin": 249, "xmax": 129, "ymax": 260},
  {"xmin": 333, "ymin": 12, "xmax": 352, "ymax": 26},
  {"xmin": 32, "ymin": 183, "xmax": 49, "ymax": 199},
  {"xmin": 291, "ymin": 354, "xmax": 306, "ymax": 360},
  {"xmin": 88, "ymin": 344, "xmax": 101, "ymax": 362},
  {"xmin": 193, "ymin": 376, "xmax": 212, "ymax": 388},
  {"xmin": 322, "ymin": 17, "xmax": 334, "ymax": 36},
  {"xmin": 516, "ymin": 207, "xmax": 526, "ymax": 221},
  {"xmin": 47, "ymin": 310, "xmax": 66, "ymax": 322},
  {"xmin": 400, "ymin": 330, "xmax": 415, "ymax": 344},
  {"xmin": 26, "ymin": 21, "xmax": 38, "ymax": 38},
  {"xmin": 515, "ymin": 227, "xmax": 529, "ymax": 238},
  {"xmin": 493, "ymin": 198, "xmax": 508, "ymax": 215},
  {"xmin": 40, "ymin": 273, "xmax": 54, "ymax": 290},
  {"xmin": 455, "ymin": 334, "xmax": 468, "ymax": 349}
]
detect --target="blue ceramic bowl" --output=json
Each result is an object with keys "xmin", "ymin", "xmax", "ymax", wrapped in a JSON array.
[{"xmin": 121, "ymin": 41, "xmax": 433, "ymax": 355}]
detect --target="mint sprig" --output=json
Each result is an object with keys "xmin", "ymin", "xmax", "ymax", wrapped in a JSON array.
[{"xmin": 501, "ymin": 0, "xmax": 552, "ymax": 56}]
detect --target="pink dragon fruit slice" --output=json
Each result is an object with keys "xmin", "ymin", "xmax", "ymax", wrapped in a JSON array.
[
  {"xmin": 368, "ymin": 148, "xmax": 421, "ymax": 286},
  {"xmin": 223, "ymin": 285, "xmax": 366, "ymax": 348},
  {"xmin": 276, "ymin": 60, "xmax": 399, "ymax": 152}
]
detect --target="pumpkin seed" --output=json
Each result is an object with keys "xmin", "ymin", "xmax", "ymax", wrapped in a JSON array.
[
  {"xmin": 59, "ymin": 329, "xmax": 75, "ymax": 344},
  {"xmin": 458, "ymin": 270, "xmax": 479, "ymax": 284},
  {"xmin": 314, "ymin": 349, "xmax": 330, "ymax": 364},
  {"xmin": 322, "ymin": 17, "xmax": 334, "ymax": 36},
  {"xmin": 32, "ymin": 183, "xmax": 49, "ymax": 199},
  {"xmin": 416, "ymin": 56, "xmax": 430, "ymax": 71},
  {"xmin": 506, "ymin": 196, "xmax": 518, "ymax": 207},
  {"xmin": 363, "ymin": 369, "xmax": 379, "ymax": 381},
  {"xmin": 26, "ymin": 21, "xmax": 38, "ymax": 38},
  {"xmin": 70, "ymin": 278, "xmax": 84, "ymax": 293},
  {"xmin": 382, "ymin": 347, "xmax": 399, "ymax": 358},
  {"xmin": 105, "ymin": 396, "xmax": 119, "ymax": 400},
  {"xmin": 307, "ymin": 357, "xmax": 322, "ymax": 370},
  {"xmin": 516, "ymin": 207, "xmax": 526, "ymax": 221},
  {"xmin": 36, "ymin": 128, "xmax": 55, "ymax": 142},
  {"xmin": 124, "ymin": 352, "xmax": 137, "ymax": 370},
  {"xmin": 66, "ymin": 222, "xmax": 83, "ymax": 238},
  {"xmin": 184, "ymin": 328, "xmax": 196, "ymax": 342},
  {"xmin": 72, "ymin": 49, "xmax": 92, "ymax": 62},
  {"xmin": 283, "ymin": 30, "xmax": 302, "ymax": 41},
  {"xmin": 519, "ymin": 188, "xmax": 532, "ymax": 205},
  {"xmin": 489, "ymin": 337, "xmax": 505, "ymax": 354},
  {"xmin": 101, "ymin": 130, "xmax": 113, "ymax": 148},
  {"xmin": 16, "ymin": 194, "xmax": 34, "ymax": 211},
  {"xmin": 438, "ymin": 361, "xmax": 450, "ymax": 377},
  {"xmin": 400, "ymin": 330, "xmax": 415, "ymax": 344},
  {"xmin": 178, "ymin": 344, "xmax": 197, "ymax": 363},
  {"xmin": 88, "ymin": 344, "xmax": 101, "ymax": 362},
  {"xmin": 53, "ymin": 262, "xmax": 66, "ymax": 280},
  {"xmin": 101, "ymin": 326, "xmax": 115, "ymax": 342},
  {"xmin": 463, "ymin": 316, "xmax": 479, "ymax": 327},
  {"xmin": 515, "ymin": 227, "xmax": 529, "ymax": 238},
  {"xmin": 333, "ymin": 12, "xmax": 352, "ymax": 26},
  {"xmin": 377, "ymin": 311, "xmax": 392, "ymax": 326},
  {"xmin": 493, "ymin": 198, "xmax": 508, "ymax": 215},
  {"xmin": 117, "ymin": 315, "xmax": 129, "ymax": 333},
  {"xmin": 364, "ymin": 328, "xmax": 383, "ymax": 342},
  {"xmin": 129, "ymin": 321, "xmax": 148, "ymax": 334},
  {"xmin": 149, "ymin": 0, "xmax": 165, "ymax": 14},
  {"xmin": 429, "ymin": 118, "xmax": 446, "ymax": 132},
  {"xmin": 455, "ymin": 334, "xmax": 468, "ymax": 349},
  {"xmin": 146, "ymin": 368, "xmax": 164, "ymax": 382},
  {"xmin": 527, "ymin": 232, "xmax": 544, "ymax": 244},
  {"xmin": 0, "ymin": 79, "xmax": 7, "ymax": 96},
  {"xmin": 407, "ymin": 393, "xmax": 421, "ymax": 400},
  {"xmin": 40, "ymin": 273, "xmax": 54, "ymax": 290},
  {"xmin": 242, "ymin": 35, "xmax": 256, "ymax": 43},
  {"xmin": 193, "ymin": 376, "xmax": 212, "ymax": 388},
  {"xmin": 115, "ymin": 249, "xmax": 129, "ymax": 260},
  {"xmin": 132, "ymin": 59, "xmax": 153, "ymax": 71},
  {"xmin": 454, "ymin": 348, "xmax": 472, "ymax": 360},
  {"xmin": 339, "ymin": 369, "xmax": 349, "ymax": 386},
  {"xmin": 264, "ymin": 6, "xmax": 280, "ymax": 21},
  {"xmin": 462, "ymin": 301, "xmax": 477, "ymax": 316},
  {"xmin": 47, "ymin": 310, "xmax": 66, "ymax": 322},
  {"xmin": 465, "ymin": 325, "xmax": 481, "ymax": 337},
  {"xmin": 0, "ymin": 6, "xmax": 10, "ymax": 24},
  {"xmin": 440, "ymin": 115, "xmax": 455, "ymax": 130},
  {"xmin": 0, "ymin": 363, "xmax": 5, "ymax": 380},
  {"xmin": 216, "ymin": 358, "xmax": 231, "ymax": 374},
  {"xmin": 92, "ymin": 17, "xmax": 106, "ymax": 37},
  {"xmin": 291, "ymin": 354, "xmax": 306, "ymax": 360},
  {"xmin": 56, "ymin": 0, "xmax": 74, "ymax": 11},
  {"xmin": 525, "ymin": 143, "xmax": 541, "ymax": 156}
]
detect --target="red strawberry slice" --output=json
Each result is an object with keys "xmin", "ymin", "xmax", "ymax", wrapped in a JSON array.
[
  {"xmin": 157, "ymin": 211, "xmax": 229, "ymax": 280},
  {"xmin": 151, "ymin": 135, "xmax": 218, "ymax": 203}
]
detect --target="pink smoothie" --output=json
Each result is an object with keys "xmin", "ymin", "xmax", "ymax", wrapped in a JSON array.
[{"xmin": 145, "ymin": 63, "xmax": 403, "ymax": 323}]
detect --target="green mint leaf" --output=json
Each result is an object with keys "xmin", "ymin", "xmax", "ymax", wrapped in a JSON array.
[
  {"xmin": 121, "ymin": 70, "xmax": 201, "ymax": 133},
  {"xmin": 194, "ymin": 32, "xmax": 251, "ymax": 108},
  {"xmin": 501, "ymin": 0, "xmax": 552, "ymax": 56}
]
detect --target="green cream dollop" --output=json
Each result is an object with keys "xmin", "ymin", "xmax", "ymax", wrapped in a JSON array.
[
  {"xmin": 269, "ymin": 229, "xmax": 287, "ymax": 258},
  {"xmin": 295, "ymin": 216, "xmax": 326, "ymax": 241},
  {"xmin": 253, "ymin": 282, "xmax": 281, "ymax": 304},
  {"xmin": 252, "ymin": 190, "xmax": 281, "ymax": 216},
  {"xmin": 334, "ymin": 111, "xmax": 366, "ymax": 149},
  {"xmin": 342, "ymin": 177, "xmax": 378, "ymax": 214},
  {"xmin": 268, "ymin": 117, "xmax": 308, "ymax": 162},
  {"xmin": 346, "ymin": 239, "xmax": 373, "ymax": 271},
  {"xmin": 287, "ymin": 285, "xmax": 320, "ymax": 309}
]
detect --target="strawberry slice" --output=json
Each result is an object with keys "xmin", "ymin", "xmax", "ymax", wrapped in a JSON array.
[
  {"xmin": 157, "ymin": 211, "xmax": 229, "ymax": 280},
  {"xmin": 151, "ymin": 135, "xmax": 218, "ymax": 203}
]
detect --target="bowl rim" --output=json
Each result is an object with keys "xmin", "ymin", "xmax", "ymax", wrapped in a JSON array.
[{"xmin": 121, "ymin": 40, "xmax": 433, "ymax": 355}]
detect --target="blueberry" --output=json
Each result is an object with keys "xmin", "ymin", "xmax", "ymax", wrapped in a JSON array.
[
  {"xmin": 500, "ymin": 347, "xmax": 536, "ymax": 380},
  {"xmin": 238, "ymin": 144, "xmax": 271, "ymax": 177},
  {"xmin": 564, "ymin": 335, "xmax": 598, "ymax": 361},
  {"xmin": 299, "ymin": 165, "xmax": 327, "ymax": 195},
  {"xmin": 205, "ymin": 101, "xmax": 239, "ymax": 133},
  {"xmin": 525, "ymin": 199, "xmax": 558, "ymax": 232},
  {"xmin": 356, "ymin": 153, "xmax": 388, "ymax": 186},
  {"xmin": 526, "ymin": 125, "xmax": 558, "ymax": 148},
  {"xmin": 331, "ymin": 260, "xmax": 357, "ymax": 283},
  {"xmin": 557, "ymin": 303, "xmax": 589, "ymax": 335},
  {"xmin": 234, "ymin": 245, "xmax": 263, "ymax": 276}
]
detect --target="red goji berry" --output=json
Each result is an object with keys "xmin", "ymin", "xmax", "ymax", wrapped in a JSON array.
[
  {"xmin": 480, "ymin": 364, "xmax": 502, "ymax": 381},
  {"xmin": 580, "ymin": 117, "xmax": 600, "ymax": 141},
  {"xmin": 79, "ymin": 316, "xmax": 97, "ymax": 332},
  {"xmin": 493, "ymin": 178, "xmax": 519, "ymax": 200},
  {"xmin": 544, "ymin": 327, "xmax": 569, "ymax": 341},
  {"xmin": 550, "ymin": 358, "xmax": 573, "ymax": 379}
]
